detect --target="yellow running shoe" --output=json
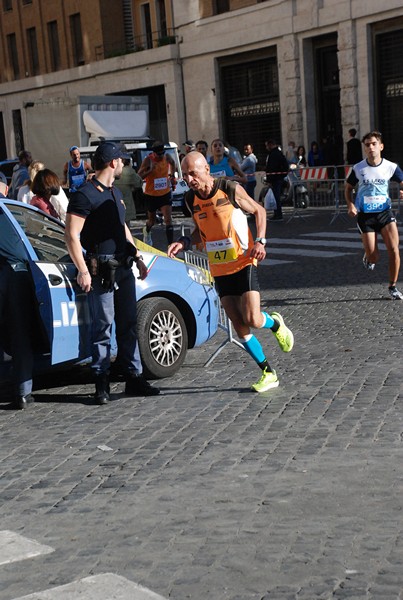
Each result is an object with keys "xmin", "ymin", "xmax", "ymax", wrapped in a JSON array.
[
  {"xmin": 251, "ymin": 368, "xmax": 279, "ymax": 393},
  {"xmin": 270, "ymin": 312, "xmax": 294, "ymax": 352}
]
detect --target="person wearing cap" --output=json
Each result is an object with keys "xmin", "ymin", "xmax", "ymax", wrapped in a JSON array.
[
  {"xmin": 0, "ymin": 173, "xmax": 38, "ymax": 409},
  {"xmin": 179, "ymin": 140, "xmax": 195, "ymax": 162},
  {"xmin": 62, "ymin": 146, "xmax": 92, "ymax": 194},
  {"xmin": 8, "ymin": 150, "xmax": 32, "ymax": 199},
  {"xmin": 183, "ymin": 140, "xmax": 195, "ymax": 153},
  {"xmin": 65, "ymin": 141, "xmax": 160, "ymax": 404},
  {"xmin": 137, "ymin": 141, "xmax": 177, "ymax": 247}
]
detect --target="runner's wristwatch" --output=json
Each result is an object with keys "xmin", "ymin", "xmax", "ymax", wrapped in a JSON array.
[{"xmin": 255, "ymin": 237, "xmax": 267, "ymax": 245}]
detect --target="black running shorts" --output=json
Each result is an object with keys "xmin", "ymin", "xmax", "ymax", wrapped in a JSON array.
[
  {"xmin": 144, "ymin": 192, "xmax": 172, "ymax": 212},
  {"xmin": 357, "ymin": 209, "xmax": 396, "ymax": 234},
  {"xmin": 214, "ymin": 265, "xmax": 260, "ymax": 299}
]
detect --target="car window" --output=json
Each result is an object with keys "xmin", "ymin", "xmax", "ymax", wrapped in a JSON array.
[
  {"xmin": 0, "ymin": 207, "xmax": 30, "ymax": 262},
  {"xmin": 6, "ymin": 204, "xmax": 69, "ymax": 263}
]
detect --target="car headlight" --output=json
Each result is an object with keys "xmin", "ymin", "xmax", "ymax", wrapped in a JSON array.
[{"xmin": 186, "ymin": 264, "xmax": 213, "ymax": 286}]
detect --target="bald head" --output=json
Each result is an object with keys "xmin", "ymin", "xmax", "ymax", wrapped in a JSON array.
[
  {"xmin": 181, "ymin": 150, "xmax": 207, "ymax": 170},
  {"xmin": 181, "ymin": 151, "xmax": 213, "ymax": 196},
  {"xmin": 0, "ymin": 181, "xmax": 8, "ymax": 196}
]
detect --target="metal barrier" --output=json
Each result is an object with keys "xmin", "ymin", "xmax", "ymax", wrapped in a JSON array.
[
  {"xmin": 183, "ymin": 248, "xmax": 243, "ymax": 367},
  {"xmin": 287, "ymin": 165, "xmax": 402, "ymax": 224}
]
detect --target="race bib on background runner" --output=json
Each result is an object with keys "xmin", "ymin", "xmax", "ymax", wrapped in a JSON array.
[{"xmin": 154, "ymin": 177, "xmax": 168, "ymax": 191}]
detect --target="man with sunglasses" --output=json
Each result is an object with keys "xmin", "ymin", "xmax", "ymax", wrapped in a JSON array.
[{"xmin": 138, "ymin": 141, "xmax": 177, "ymax": 247}]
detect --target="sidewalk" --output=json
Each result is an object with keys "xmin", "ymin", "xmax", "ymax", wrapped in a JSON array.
[{"xmin": 0, "ymin": 210, "xmax": 402, "ymax": 600}]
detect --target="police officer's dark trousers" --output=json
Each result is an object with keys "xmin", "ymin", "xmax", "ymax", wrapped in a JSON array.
[{"xmin": 88, "ymin": 265, "xmax": 142, "ymax": 376}]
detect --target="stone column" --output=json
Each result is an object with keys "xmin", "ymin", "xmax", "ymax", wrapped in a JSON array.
[
  {"xmin": 338, "ymin": 20, "xmax": 360, "ymax": 140},
  {"xmin": 278, "ymin": 34, "xmax": 303, "ymax": 147}
]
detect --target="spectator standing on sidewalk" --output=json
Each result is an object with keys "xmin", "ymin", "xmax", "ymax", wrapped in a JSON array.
[
  {"xmin": 346, "ymin": 128, "xmax": 363, "ymax": 165},
  {"xmin": 8, "ymin": 150, "xmax": 32, "ymax": 199},
  {"xmin": 17, "ymin": 160, "xmax": 45, "ymax": 204},
  {"xmin": 114, "ymin": 158, "xmax": 143, "ymax": 227},
  {"xmin": 265, "ymin": 139, "xmax": 289, "ymax": 221},
  {"xmin": 168, "ymin": 151, "xmax": 294, "ymax": 393},
  {"xmin": 307, "ymin": 141, "xmax": 324, "ymax": 167},
  {"xmin": 344, "ymin": 130, "xmax": 403, "ymax": 300},
  {"xmin": 240, "ymin": 143, "xmax": 257, "ymax": 200}
]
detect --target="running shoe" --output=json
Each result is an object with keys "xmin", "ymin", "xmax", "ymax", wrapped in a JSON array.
[
  {"xmin": 143, "ymin": 226, "xmax": 152, "ymax": 246},
  {"xmin": 388, "ymin": 286, "xmax": 403, "ymax": 300},
  {"xmin": 251, "ymin": 368, "xmax": 279, "ymax": 393},
  {"xmin": 362, "ymin": 254, "xmax": 375, "ymax": 270},
  {"xmin": 270, "ymin": 312, "xmax": 294, "ymax": 352}
]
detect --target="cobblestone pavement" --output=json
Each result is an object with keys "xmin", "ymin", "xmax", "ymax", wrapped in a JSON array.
[{"xmin": 0, "ymin": 209, "xmax": 402, "ymax": 599}]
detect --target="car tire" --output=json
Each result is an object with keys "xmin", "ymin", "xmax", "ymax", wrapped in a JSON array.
[{"xmin": 137, "ymin": 297, "xmax": 188, "ymax": 379}]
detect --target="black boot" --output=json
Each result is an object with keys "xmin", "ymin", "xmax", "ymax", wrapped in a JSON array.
[
  {"xmin": 94, "ymin": 373, "xmax": 110, "ymax": 405},
  {"xmin": 13, "ymin": 394, "xmax": 35, "ymax": 410},
  {"xmin": 125, "ymin": 373, "xmax": 160, "ymax": 397}
]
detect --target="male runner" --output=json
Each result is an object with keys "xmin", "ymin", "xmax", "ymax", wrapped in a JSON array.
[
  {"xmin": 168, "ymin": 151, "xmax": 294, "ymax": 393},
  {"xmin": 138, "ymin": 141, "xmax": 177, "ymax": 246},
  {"xmin": 63, "ymin": 146, "xmax": 92, "ymax": 193},
  {"xmin": 345, "ymin": 130, "xmax": 403, "ymax": 300}
]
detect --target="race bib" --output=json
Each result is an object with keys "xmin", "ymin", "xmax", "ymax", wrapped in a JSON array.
[
  {"xmin": 71, "ymin": 173, "xmax": 85, "ymax": 186},
  {"xmin": 363, "ymin": 195, "xmax": 389, "ymax": 213},
  {"xmin": 211, "ymin": 170, "xmax": 226, "ymax": 178},
  {"xmin": 206, "ymin": 239, "xmax": 238, "ymax": 264},
  {"xmin": 154, "ymin": 177, "xmax": 168, "ymax": 191}
]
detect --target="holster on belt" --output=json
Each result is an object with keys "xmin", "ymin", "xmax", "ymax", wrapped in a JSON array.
[
  {"xmin": 100, "ymin": 258, "xmax": 120, "ymax": 292},
  {"xmin": 86, "ymin": 256, "xmax": 99, "ymax": 277}
]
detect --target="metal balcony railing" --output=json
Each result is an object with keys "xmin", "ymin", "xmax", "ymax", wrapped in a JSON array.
[{"xmin": 95, "ymin": 29, "xmax": 177, "ymax": 61}]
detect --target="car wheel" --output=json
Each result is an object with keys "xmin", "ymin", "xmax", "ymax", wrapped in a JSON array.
[{"xmin": 137, "ymin": 297, "xmax": 188, "ymax": 379}]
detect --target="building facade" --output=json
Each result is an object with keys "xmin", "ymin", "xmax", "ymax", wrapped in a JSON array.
[{"xmin": 0, "ymin": 0, "xmax": 402, "ymax": 174}]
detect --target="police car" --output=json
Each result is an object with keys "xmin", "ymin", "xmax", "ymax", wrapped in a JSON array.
[{"xmin": 0, "ymin": 200, "xmax": 219, "ymax": 381}]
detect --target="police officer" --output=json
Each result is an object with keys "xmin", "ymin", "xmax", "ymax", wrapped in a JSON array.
[
  {"xmin": 64, "ymin": 141, "xmax": 160, "ymax": 404},
  {"xmin": 0, "ymin": 173, "xmax": 36, "ymax": 409}
]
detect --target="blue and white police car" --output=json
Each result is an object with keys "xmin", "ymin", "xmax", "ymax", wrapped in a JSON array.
[{"xmin": 0, "ymin": 200, "xmax": 219, "ymax": 381}]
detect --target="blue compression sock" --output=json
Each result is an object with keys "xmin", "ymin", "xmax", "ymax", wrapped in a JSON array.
[
  {"xmin": 260, "ymin": 311, "xmax": 275, "ymax": 329},
  {"xmin": 241, "ymin": 334, "xmax": 266, "ymax": 364}
]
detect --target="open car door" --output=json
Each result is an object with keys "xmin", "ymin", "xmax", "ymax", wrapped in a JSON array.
[
  {"xmin": 1, "ymin": 201, "xmax": 92, "ymax": 365},
  {"xmin": 29, "ymin": 261, "xmax": 92, "ymax": 364}
]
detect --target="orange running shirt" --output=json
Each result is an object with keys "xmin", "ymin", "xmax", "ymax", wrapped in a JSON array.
[
  {"xmin": 188, "ymin": 179, "xmax": 256, "ymax": 277},
  {"xmin": 144, "ymin": 154, "xmax": 172, "ymax": 196}
]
